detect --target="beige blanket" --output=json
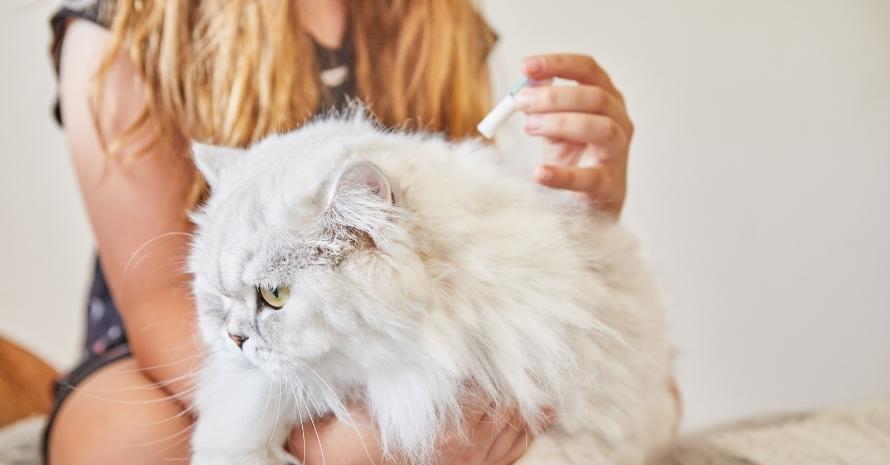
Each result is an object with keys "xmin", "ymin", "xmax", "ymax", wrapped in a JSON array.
[
  {"xmin": 3, "ymin": 400, "xmax": 889, "ymax": 465},
  {"xmin": 0, "ymin": 416, "xmax": 42, "ymax": 465},
  {"xmin": 650, "ymin": 399, "xmax": 890, "ymax": 465}
]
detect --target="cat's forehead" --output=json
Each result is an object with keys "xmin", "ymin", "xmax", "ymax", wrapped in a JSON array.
[{"xmin": 206, "ymin": 213, "xmax": 325, "ymax": 290}]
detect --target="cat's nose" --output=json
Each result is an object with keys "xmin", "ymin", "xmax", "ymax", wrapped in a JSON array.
[{"xmin": 228, "ymin": 332, "xmax": 248, "ymax": 349}]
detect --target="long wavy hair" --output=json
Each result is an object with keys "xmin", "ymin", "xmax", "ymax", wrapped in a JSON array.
[{"xmin": 92, "ymin": 0, "xmax": 497, "ymax": 159}]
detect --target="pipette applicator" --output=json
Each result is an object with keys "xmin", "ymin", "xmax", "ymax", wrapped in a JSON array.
[{"xmin": 476, "ymin": 77, "xmax": 529, "ymax": 139}]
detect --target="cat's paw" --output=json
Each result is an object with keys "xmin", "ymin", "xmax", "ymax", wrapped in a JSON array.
[{"xmin": 190, "ymin": 448, "xmax": 299, "ymax": 465}]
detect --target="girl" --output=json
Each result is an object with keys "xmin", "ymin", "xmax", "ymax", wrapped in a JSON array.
[{"xmin": 45, "ymin": 1, "xmax": 641, "ymax": 464}]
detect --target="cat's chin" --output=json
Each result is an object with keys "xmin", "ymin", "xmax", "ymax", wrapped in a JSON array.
[
  {"xmin": 241, "ymin": 347, "xmax": 298, "ymax": 378},
  {"xmin": 255, "ymin": 359, "xmax": 292, "ymax": 377}
]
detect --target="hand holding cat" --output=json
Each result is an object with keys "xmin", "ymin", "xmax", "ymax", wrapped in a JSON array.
[
  {"xmin": 289, "ymin": 399, "xmax": 555, "ymax": 465},
  {"xmin": 516, "ymin": 54, "xmax": 633, "ymax": 218},
  {"xmin": 435, "ymin": 403, "xmax": 556, "ymax": 465}
]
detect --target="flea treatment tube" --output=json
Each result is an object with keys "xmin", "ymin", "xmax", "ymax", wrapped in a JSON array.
[{"xmin": 476, "ymin": 77, "xmax": 529, "ymax": 139}]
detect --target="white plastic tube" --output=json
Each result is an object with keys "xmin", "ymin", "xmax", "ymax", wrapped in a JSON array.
[{"xmin": 477, "ymin": 77, "xmax": 529, "ymax": 139}]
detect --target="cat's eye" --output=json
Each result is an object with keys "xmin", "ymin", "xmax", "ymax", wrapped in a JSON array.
[{"xmin": 258, "ymin": 286, "xmax": 290, "ymax": 309}]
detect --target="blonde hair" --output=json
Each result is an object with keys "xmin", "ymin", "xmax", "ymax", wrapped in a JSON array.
[{"xmin": 94, "ymin": 0, "xmax": 497, "ymax": 155}]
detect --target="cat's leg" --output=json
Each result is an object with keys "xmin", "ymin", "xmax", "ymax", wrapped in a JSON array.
[{"xmin": 190, "ymin": 354, "xmax": 298, "ymax": 465}]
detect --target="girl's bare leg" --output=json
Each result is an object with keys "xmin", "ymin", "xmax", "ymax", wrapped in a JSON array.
[{"xmin": 48, "ymin": 358, "xmax": 193, "ymax": 465}]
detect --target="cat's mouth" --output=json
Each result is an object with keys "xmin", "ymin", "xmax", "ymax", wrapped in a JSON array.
[{"xmin": 238, "ymin": 343, "xmax": 293, "ymax": 376}]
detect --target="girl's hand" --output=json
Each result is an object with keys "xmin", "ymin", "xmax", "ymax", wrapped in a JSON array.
[
  {"xmin": 516, "ymin": 54, "xmax": 634, "ymax": 218},
  {"xmin": 288, "ymin": 400, "xmax": 554, "ymax": 465}
]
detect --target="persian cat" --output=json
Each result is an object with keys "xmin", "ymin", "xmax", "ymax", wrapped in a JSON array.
[{"xmin": 187, "ymin": 113, "xmax": 676, "ymax": 465}]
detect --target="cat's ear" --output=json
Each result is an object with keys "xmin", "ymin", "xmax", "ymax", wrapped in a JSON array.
[
  {"xmin": 323, "ymin": 161, "xmax": 396, "ymax": 245},
  {"xmin": 327, "ymin": 160, "xmax": 393, "ymax": 206},
  {"xmin": 191, "ymin": 142, "xmax": 247, "ymax": 190}
]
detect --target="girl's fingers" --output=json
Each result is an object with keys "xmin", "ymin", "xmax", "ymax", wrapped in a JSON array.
[
  {"xmin": 469, "ymin": 405, "xmax": 500, "ymax": 444},
  {"xmin": 536, "ymin": 164, "xmax": 603, "ymax": 193},
  {"xmin": 539, "ymin": 407, "xmax": 558, "ymax": 431},
  {"xmin": 484, "ymin": 409, "xmax": 524, "ymax": 464},
  {"xmin": 436, "ymin": 398, "xmax": 495, "ymax": 454},
  {"xmin": 537, "ymin": 164, "xmax": 625, "ymax": 216},
  {"xmin": 488, "ymin": 408, "xmax": 557, "ymax": 465},
  {"xmin": 515, "ymin": 85, "xmax": 632, "ymax": 136},
  {"xmin": 489, "ymin": 427, "xmax": 531, "ymax": 465},
  {"xmin": 526, "ymin": 112, "xmax": 628, "ymax": 149},
  {"xmin": 470, "ymin": 398, "xmax": 498, "ymax": 427},
  {"xmin": 516, "ymin": 85, "xmax": 612, "ymax": 114},
  {"xmin": 522, "ymin": 54, "xmax": 619, "ymax": 98}
]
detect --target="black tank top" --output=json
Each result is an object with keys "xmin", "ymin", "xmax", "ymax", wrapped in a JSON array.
[{"xmin": 50, "ymin": 0, "xmax": 357, "ymax": 366}]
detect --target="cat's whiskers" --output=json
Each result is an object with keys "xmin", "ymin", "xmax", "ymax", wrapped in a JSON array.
[
  {"xmin": 103, "ymin": 346, "xmax": 217, "ymax": 377},
  {"xmin": 121, "ymin": 231, "xmax": 195, "ymax": 280},
  {"xmin": 286, "ymin": 372, "xmax": 328, "ymax": 465},
  {"xmin": 102, "ymin": 350, "xmax": 208, "ymax": 376},
  {"xmin": 284, "ymin": 378, "xmax": 309, "ymax": 465},
  {"xmin": 135, "ymin": 401, "xmax": 198, "ymax": 427},
  {"xmin": 160, "ymin": 457, "xmax": 190, "ymax": 463},
  {"xmin": 73, "ymin": 349, "xmax": 216, "ymax": 400},
  {"xmin": 155, "ymin": 421, "xmax": 200, "ymax": 454},
  {"xmin": 302, "ymin": 363, "xmax": 378, "ymax": 465},
  {"xmin": 203, "ymin": 355, "xmax": 270, "ymax": 374},
  {"xmin": 64, "ymin": 371, "xmax": 186, "ymax": 394},
  {"xmin": 264, "ymin": 377, "xmax": 287, "ymax": 460},
  {"xmin": 185, "ymin": 349, "xmax": 208, "ymax": 387},
  {"xmin": 62, "ymin": 382, "xmax": 198, "ymax": 406},
  {"xmin": 302, "ymin": 364, "xmax": 351, "ymax": 422},
  {"xmin": 251, "ymin": 374, "xmax": 276, "ymax": 434},
  {"xmin": 264, "ymin": 381, "xmax": 278, "ymax": 460},
  {"xmin": 127, "ymin": 419, "xmax": 197, "ymax": 448}
]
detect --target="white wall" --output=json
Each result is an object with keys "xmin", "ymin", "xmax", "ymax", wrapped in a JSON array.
[
  {"xmin": 1, "ymin": 0, "xmax": 888, "ymax": 431},
  {"xmin": 0, "ymin": 1, "xmax": 92, "ymax": 369},
  {"xmin": 481, "ymin": 0, "xmax": 890, "ymax": 429}
]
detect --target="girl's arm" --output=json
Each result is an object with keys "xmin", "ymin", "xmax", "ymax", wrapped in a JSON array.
[{"xmin": 60, "ymin": 19, "xmax": 199, "ymax": 400}]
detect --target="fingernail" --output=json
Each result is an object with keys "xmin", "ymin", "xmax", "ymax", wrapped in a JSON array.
[
  {"xmin": 523, "ymin": 58, "xmax": 543, "ymax": 75},
  {"xmin": 527, "ymin": 78, "xmax": 554, "ymax": 88},
  {"xmin": 542, "ymin": 407, "xmax": 558, "ymax": 422},
  {"xmin": 514, "ymin": 90, "xmax": 533, "ymax": 111},
  {"xmin": 526, "ymin": 114, "xmax": 543, "ymax": 133},
  {"xmin": 536, "ymin": 166, "xmax": 555, "ymax": 183}
]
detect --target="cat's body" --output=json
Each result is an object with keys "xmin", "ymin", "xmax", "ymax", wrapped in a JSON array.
[{"xmin": 188, "ymin": 114, "xmax": 676, "ymax": 465}]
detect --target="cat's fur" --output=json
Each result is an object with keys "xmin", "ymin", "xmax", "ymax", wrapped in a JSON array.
[{"xmin": 187, "ymin": 112, "xmax": 676, "ymax": 465}]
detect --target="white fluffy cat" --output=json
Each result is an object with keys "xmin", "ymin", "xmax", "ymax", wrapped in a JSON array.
[{"xmin": 187, "ymin": 112, "xmax": 676, "ymax": 465}]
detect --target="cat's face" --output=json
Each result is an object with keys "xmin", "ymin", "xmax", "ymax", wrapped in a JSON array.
[{"xmin": 188, "ymin": 119, "xmax": 439, "ymax": 377}]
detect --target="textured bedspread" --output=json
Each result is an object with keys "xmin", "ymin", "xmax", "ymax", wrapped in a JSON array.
[
  {"xmin": 650, "ymin": 399, "xmax": 890, "ymax": 465},
  {"xmin": 0, "ymin": 416, "xmax": 42, "ymax": 465},
  {"xmin": 3, "ymin": 400, "xmax": 889, "ymax": 465}
]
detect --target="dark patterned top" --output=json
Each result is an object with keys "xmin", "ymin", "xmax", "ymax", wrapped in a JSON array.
[{"xmin": 49, "ymin": 0, "xmax": 356, "ymax": 367}]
